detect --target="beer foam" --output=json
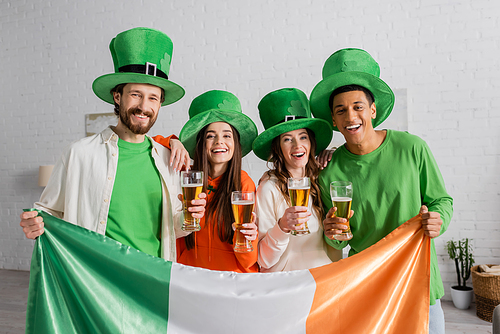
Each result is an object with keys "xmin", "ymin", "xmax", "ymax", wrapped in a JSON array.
[
  {"xmin": 231, "ymin": 200, "xmax": 255, "ymax": 205},
  {"xmin": 331, "ymin": 197, "xmax": 352, "ymax": 201},
  {"xmin": 288, "ymin": 186, "xmax": 310, "ymax": 190},
  {"xmin": 182, "ymin": 183, "xmax": 203, "ymax": 187}
]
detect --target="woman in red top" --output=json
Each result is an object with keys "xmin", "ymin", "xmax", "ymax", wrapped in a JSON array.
[{"xmin": 174, "ymin": 90, "xmax": 259, "ymax": 273}]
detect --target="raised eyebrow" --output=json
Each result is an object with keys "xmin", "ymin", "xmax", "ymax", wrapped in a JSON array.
[
  {"xmin": 129, "ymin": 90, "xmax": 160, "ymax": 98},
  {"xmin": 333, "ymin": 101, "xmax": 365, "ymax": 110},
  {"xmin": 206, "ymin": 130, "xmax": 233, "ymax": 135}
]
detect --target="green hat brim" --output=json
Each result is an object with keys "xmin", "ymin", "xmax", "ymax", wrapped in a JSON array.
[
  {"xmin": 310, "ymin": 72, "xmax": 395, "ymax": 131},
  {"xmin": 252, "ymin": 118, "xmax": 333, "ymax": 161},
  {"xmin": 179, "ymin": 110, "xmax": 258, "ymax": 158},
  {"xmin": 92, "ymin": 73, "xmax": 185, "ymax": 106}
]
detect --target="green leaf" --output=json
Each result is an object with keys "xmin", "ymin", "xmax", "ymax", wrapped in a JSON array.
[
  {"xmin": 287, "ymin": 100, "xmax": 306, "ymax": 115},
  {"xmin": 160, "ymin": 53, "xmax": 171, "ymax": 76},
  {"xmin": 217, "ymin": 100, "xmax": 236, "ymax": 111}
]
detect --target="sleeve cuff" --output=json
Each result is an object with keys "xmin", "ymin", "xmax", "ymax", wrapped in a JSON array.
[{"xmin": 267, "ymin": 220, "xmax": 291, "ymax": 245}]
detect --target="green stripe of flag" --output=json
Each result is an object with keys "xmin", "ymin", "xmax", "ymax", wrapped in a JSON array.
[{"xmin": 26, "ymin": 210, "xmax": 172, "ymax": 334}]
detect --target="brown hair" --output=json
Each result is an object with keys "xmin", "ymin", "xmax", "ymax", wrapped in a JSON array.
[
  {"xmin": 184, "ymin": 123, "xmax": 243, "ymax": 250},
  {"xmin": 110, "ymin": 83, "xmax": 166, "ymax": 115},
  {"xmin": 266, "ymin": 129, "xmax": 324, "ymax": 219}
]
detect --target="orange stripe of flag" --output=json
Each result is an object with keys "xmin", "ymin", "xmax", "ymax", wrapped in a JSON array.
[{"xmin": 307, "ymin": 215, "xmax": 431, "ymax": 334}]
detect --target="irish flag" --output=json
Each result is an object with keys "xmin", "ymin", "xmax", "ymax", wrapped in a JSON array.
[{"xmin": 26, "ymin": 210, "xmax": 430, "ymax": 333}]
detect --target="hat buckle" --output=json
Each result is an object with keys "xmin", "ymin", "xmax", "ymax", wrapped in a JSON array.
[{"xmin": 145, "ymin": 62, "xmax": 157, "ymax": 77}]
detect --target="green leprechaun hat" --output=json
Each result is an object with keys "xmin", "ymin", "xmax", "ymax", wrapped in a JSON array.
[
  {"xmin": 252, "ymin": 88, "xmax": 333, "ymax": 161},
  {"xmin": 92, "ymin": 27, "xmax": 185, "ymax": 106},
  {"xmin": 309, "ymin": 48, "xmax": 395, "ymax": 131},
  {"xmin": 179, "ymin": 90, "xmax": 258, "ymax": 157}
]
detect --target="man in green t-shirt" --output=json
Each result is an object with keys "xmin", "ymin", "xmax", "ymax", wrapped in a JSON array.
[
  {"xmin": 310, "ymin": 48, "xmax": 453, "ymax": 334},
  {"xmin": 19, "ymin": 28, "xmax": 206, "ymax": 261}
]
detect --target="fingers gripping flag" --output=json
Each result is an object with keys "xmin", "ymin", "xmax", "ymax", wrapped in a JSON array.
[{"xmin": 26, "ymin": 210, "xmax": 430, "ymax": 334}]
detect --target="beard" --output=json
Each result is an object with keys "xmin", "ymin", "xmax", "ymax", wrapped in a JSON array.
[{"xmin": 118, "ymin": 105, "xmax": 158, "ymax": 135}]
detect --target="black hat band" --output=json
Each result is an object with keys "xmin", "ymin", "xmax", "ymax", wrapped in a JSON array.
[
  {"xmin": 118, "ymin": 63, "xmax": 168, "ymax": 80},
  {"xmin": 275, "ymin": 115, "xmax": 307, "ymax": 126}
]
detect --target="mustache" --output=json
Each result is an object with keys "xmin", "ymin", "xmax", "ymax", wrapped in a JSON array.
[{"xmin": 127, "ymin": 107, "xmax": 154, "ymax": 118}]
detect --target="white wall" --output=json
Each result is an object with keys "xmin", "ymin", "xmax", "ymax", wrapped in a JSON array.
[{"xmin": 1, "ymin": 0, "xmax": 499, "ymax": 301}]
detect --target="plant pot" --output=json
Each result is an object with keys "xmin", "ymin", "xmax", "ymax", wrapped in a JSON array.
[{"xmin": 451, "ymin": 286, "xmax": 474, "ymax": 309}]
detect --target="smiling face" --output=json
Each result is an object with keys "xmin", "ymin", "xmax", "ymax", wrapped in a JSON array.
[
  {"xmin": 205, "ymin": 122, "xmax": 235, "ymax": 177},
  {"xmin": 331, "ymin": 90, "xmax": 379, "ymax": 154},
  {"xmin": 279, "ymin": 128, "xmax": 311, "ymax": 178},
  {"xmin": 113, "ymin": 83, "xmax": 162, "ymax": 135}
]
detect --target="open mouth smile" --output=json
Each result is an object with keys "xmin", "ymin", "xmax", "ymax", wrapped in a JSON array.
[
  {"xmin": 132, "ymin": 113, "xmax": 150, "ymax": 121},
  {"xmin": 345, "ymin": 124, "xmax": 361, "ymax": 132},
  {"xmin": 291, "ymin": 152, "xmax": 306, "ymax": 158},
  {"xmin": 212, "ymin": 148, "xmax": 228, "ymax": 154}
]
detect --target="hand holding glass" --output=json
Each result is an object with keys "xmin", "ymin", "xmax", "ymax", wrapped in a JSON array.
[
  {"xmin": 231, "ymin": 191, "xmax": 255, "ymax": 253},
  {"xmin": 288, "ymin": 177, "xmax": 311, "ymax": 236},
  {"xmin": 330, "ymin": 181, "xmax": 353, "ymax": 241},
  {"xmin": 181, "ymin": 171, "xmax": 203, "ymax": 232}
]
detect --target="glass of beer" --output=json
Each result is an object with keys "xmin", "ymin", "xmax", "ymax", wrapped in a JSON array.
[
  {"xmin": 181, "ymin": 171, "xmax": 203, "ymax": 232},
  {"xmin": 231, "ymin": 191, "xmax": 255, "ymax": 253},
  {"xmin": 330, "ymin": 181, "xmax": 353, "ymax": 241},
  {"xmin": 288, "ymin": 177, "xmax": 311, "ymax": 236}
]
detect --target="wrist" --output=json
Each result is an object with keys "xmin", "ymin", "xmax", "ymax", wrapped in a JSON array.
[{"xmin": 277, "ymin": 218, "xmax": 290, "ymax": 234}]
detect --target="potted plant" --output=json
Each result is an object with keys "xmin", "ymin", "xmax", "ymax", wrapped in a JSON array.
[{"xmin": 446, "ymin": 238, "xmax": 475, "ymax": 309}]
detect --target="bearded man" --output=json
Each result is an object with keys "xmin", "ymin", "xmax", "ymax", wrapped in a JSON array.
[{"xmin": 19, "ymin": 27, "xmax": 205, "ymax": 261}]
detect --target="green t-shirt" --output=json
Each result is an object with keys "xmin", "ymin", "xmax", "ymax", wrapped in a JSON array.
[
  {"xmin": 106, "ymin": 138, "xmax": 163, "ymax": 257},
  {"xmin": 319, "ymin": 130, "xmax": 453, "ymax": 305}
]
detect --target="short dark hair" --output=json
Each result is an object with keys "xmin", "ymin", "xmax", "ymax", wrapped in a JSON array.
[
  {"xmin": 110, "ymin": 83, "xmax": 166, "ymax": 115},
  {"xmin": 329, "ymin": 85, "xmax": 375, "ymax": 112}
]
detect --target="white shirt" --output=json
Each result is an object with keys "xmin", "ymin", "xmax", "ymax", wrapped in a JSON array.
[
  {"xmin": 256, "ymin": 175, "xmax": 342, "ymax": 272},
  {"xmin": 35, "ymin": 126, "xmax": 184, "ymax": 261}
]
